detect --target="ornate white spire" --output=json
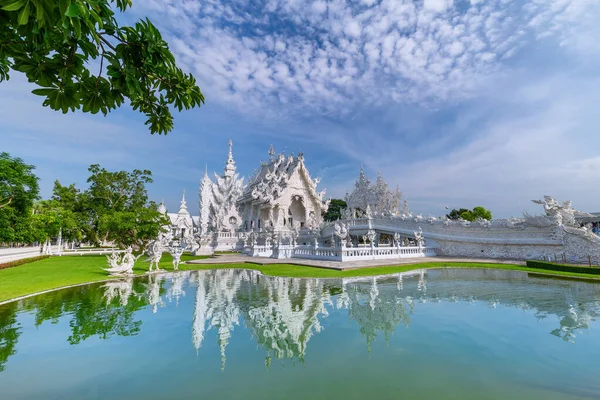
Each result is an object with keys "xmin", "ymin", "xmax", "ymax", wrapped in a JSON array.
[
  {"xmin": 224, "ymin": 139, "xmax": 236, "ymax": 178},
  {"xmin": 269, "ymin": 144, "xmax": 275, "ymax": 161},
  {"xmin": 178, "ymin": 190, "xmax": 189, "ymax": 215},
  {"xmin": 158, "ymin": 199, "xmax": 167, "ymax": 214},
  {"xmin": 199, "ymin": 171, "xmax": 213, "ymax": 234}
]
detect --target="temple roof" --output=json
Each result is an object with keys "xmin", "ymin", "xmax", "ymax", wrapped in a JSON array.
[{"xmin": 237, "ymin": 148, "xmax": 326, "ymax": 208}]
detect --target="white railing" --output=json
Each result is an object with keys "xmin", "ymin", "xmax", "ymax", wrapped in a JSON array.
[
  {"xmin": 61, "ymin": 248, "xmax": 125, "ymax": 256},
  {"xmin": 250, "ymin": 245, "xmax": 273, "ymax": 258},
  {"xmin": 293, "ymin": 245, "xmax": 341, "ymax": 260},
  {"xmin": 290, "ymin": 245, "xmax": 436, "ymax": 261},
  {"xmin": 215, "ymin": 232, "xmax": 244, "ymax": 239}
]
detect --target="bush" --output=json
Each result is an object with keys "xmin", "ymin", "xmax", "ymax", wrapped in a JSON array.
[
  {"xmin": 0, "ymin": 256, "xmax": 50, "ymax": 271},
  {"xmin": 526, "ymin": 260, "xmax": 600, "ymax": 275}
]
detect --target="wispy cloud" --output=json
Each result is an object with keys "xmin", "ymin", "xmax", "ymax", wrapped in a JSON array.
[
  {"xmin": 2, "ymin": 0, "xmax": 600, "ymax": 218},
  {"xmin": 130, "ymin": 0, "xmax": 598, "ymax": 116}
]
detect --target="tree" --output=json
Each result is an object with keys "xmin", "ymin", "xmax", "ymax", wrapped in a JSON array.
[
  {"xmin": 0, "ymin": 302, "xmax": 20, "ymax": 372},
  {"xmin": 54, "ymin": 164, "xmax": 168, "ymax": 248},
  {"xmin": 99, "ymin": 201, "xmax": 167, "ymax": 249},
  {"xmin": 0, "ymin": 152, "xmax": 39, "ymax": 243},
  {"xmin": 471, "ymin": 206, "xmax": 492, "ymax": 221},
  {"xmin": 323, "ymin": 199, "xmax": 347, "ymax": 222},
  {"xmin": 30, "ymin": 199, "xmax": 82, "ymax": 242},
  {"xmin": 0, "ymin": 0, "xmax": 204, "ymax": 134},
  {"xmin": 446, "ymin": 206, "xmax": 492, "ymax": 222},
  {"xmin": 446, "ymin": 208, "xmax": 470, "ymax": 221},
  {"xmin": 21, "ymin": 278, "xmax": 153, "ymax": 345}
]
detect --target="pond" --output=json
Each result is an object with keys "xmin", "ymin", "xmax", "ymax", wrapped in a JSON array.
[{"xmin": 0, "ymin": 268, "xmax": 599, "ymax": 399}]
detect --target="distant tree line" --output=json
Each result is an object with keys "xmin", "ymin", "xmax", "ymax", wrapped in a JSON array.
[
  {"xmin": 323, "ymin": 199, "xmax": 347, "ymax": 222},
  {"xmin": 324, "ymin": 200, "xmax": 494, "ymax": 223},
  {"xmin": 446, "ymin": 206, "xmax": 492, "ymax": 222},
  {"xmin": 0, "ymin": 152, "xmax": 167, "ymax": 249}
]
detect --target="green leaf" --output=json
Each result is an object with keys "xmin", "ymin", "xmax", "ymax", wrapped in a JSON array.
[
  {"xmin": 17, "ymin": 3, "xmax": 30, "ymax": 25},
  {"xmin": 1, "ymin": 0, "xmax": 26, "ymax": 12},
  {"xmin": 65, "ymin": 3, "xmax": 79, "ymax": 17},
  {"xmin": 31, "ymin": 88, "xmax": 56, "ymax": 96},
  {"xmin": 35, "ymin": 1, "xmax": 44, "ymax": 24},
  {"xmin": 58, "ymin": 0, "xmax": 70, "ymax": 17}
]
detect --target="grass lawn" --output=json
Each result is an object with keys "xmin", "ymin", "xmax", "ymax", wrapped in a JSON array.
[
  {"xmin": 1, "ymin": 256, "xmax": 599, "ymax": 303},
  {"xmin": 0, "ymin": 253, "xmax": 206, "ymax": 303},
  {"xmin": 179, "ymin": 261, "xmax": 600, "ymax": 280}
]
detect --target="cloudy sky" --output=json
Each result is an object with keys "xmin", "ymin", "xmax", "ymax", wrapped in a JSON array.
[{"xmin": 2, "ymin": 0, "xmax": 600, "ymax": 218}]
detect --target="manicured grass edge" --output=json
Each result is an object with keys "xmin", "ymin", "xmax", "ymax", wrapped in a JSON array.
[
  {"xmin": 525, "ymin": 260, "xmax": 600, "ymax": 275},
  {"xmin": 0, "ymin": 255, "xmax": 50, "ymax": 270},
  {"xmin": 182, "ymin": 261, "xmax": 600, "ymax": 280}
]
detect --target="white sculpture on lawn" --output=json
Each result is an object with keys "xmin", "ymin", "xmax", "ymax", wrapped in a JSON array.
[
  {"xmin": 103, "ymin": 247, "xmax": 140, "ymax": 276},
  {"xmin": 146, "ymin": 233, "xmax": 169, "ymax": 272},
  {"xmin": 169, "ymin": 239, "xmax": 189, "ymax": 271}
]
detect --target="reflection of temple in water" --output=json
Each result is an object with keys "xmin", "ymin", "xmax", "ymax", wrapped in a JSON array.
[
  {"xmin": 183, "ymin": 268, "xmax": 600, "ymax": 369},
  {"xmin": 1, "ymin": 269, "xmax": 599, "ymax": 373}
]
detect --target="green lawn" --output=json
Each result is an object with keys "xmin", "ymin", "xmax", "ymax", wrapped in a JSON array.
[
  {"xmin": 1, "ymin": 256, "xmax": 599, "ymax": 303},
  {"xmin": 179, "ymin": 261, "xmax": 600, "ymax": 280},
  {"xmin": 0, "ymin": 254, "xmax": 206, "ymax": 303}
]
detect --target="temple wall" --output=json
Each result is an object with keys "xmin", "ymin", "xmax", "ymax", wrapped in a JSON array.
[
  {"xmin": 434, "ymin": 239, "xmax": 563, "ymax": 261},
  {"xmin": 322, "ymin": 217, "xmax": 600, "ymax": 264}
]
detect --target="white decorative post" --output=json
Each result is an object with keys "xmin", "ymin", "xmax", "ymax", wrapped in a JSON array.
[{"xmin": 56, "ymin": 228, "xmax": 62, "ymax": 256}]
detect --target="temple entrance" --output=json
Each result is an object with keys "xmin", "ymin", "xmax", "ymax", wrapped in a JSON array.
[{"xmin": 289, "ymin": 196, "xmax": 306, "ymax": 229}]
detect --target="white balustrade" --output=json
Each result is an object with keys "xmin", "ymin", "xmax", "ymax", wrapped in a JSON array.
[{"xmin": 288, "ymin": 245, "xmax": 436, "ymax": 261}]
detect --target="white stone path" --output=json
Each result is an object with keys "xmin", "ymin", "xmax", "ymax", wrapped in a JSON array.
[{"xmin": 186, "ymin": 254, "xmax": 525, "ymax": 271}]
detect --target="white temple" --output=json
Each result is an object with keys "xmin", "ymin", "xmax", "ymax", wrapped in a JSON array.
[
  {"xmin": 159, "ymin": 192, "xmax": 198, "ymax": 239},
  {"xmin": 158, "ymin": 142, "xmax": 600, "ymax": 264},
  {"xmin": 160, "ymin": 141, "xmax": 330, "ymax": 252},
  {"xmin": 199, "ymin": 140, "xmax": 244, "ymax": 234},
  {"xmin": 345, "ymin": 166, "xmax": 402, "ymax": 218},
  {"xmin": 238, "ymin": 145, "xmax": 329, "ymax": 232}
]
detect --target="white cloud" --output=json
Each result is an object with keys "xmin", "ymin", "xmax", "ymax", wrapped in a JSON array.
[
  {"xmin": 423, "ymin": 0, "xmax": 454, "ymax": 13},
  {"xmin": 125, "ymin": 0, "xmax": 598, "ymax": 119},
  {"xmin": 311, "ymin": 1, "xmax": 327, "ymax": 14}
]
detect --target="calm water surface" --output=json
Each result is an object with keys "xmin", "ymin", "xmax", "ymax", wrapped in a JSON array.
[{"xmin": 1, "ymin": 268, "xmax": 599, "ymax": 400}]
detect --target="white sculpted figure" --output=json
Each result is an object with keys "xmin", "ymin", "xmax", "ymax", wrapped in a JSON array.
[
  {"xmin": 333, "ymin": 222, "xmax": 349, "ymax": 247},
  {"xmin": 393, "ymin": 232, "xmax": 402, "ymax": 247},
  {"xmin": 146, "ymin": 237, "xmax": 166, "ymax": 272},
  {"xmin": 365, "ymin": 229, "xmax": 376, "ymax": 246},
  {"xmin": 169, "ymin": 240, "xmax": 189, "ymax": 271},
  {"xmin": 414, "ymin": 227, "xmax": 424, "ymax": 248},
  {"xmin": 103, "ymin": 247, "xmax": 140, "ymax": 276},
  {"xmin": 530, "ymin": 195, "xmax": 593, "ymax": 228},
  {"xmin": 532, "ymin": 196, "xmax": 563, "ymax": 225}
]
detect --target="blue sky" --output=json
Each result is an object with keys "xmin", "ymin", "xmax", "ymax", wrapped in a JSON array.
[{"xmin": 2, "ymin": 0, "xmax": 600, "ymax": 218}]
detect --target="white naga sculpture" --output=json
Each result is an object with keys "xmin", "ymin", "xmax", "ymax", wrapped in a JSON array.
[
  {"xmin": 530, "ymin": 195, "xmax": 582, "ymax": 227},
  {"xmin": 103, "ymin": 247, "xmax": 140, "ymax": 276}
]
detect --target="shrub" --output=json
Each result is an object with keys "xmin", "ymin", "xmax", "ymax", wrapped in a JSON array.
[
  {"xmin": 0, "ymin": 256, "xmax": 50, "ymax": 271},
  {"xmin": 526, "ymin": 260, "xmax": 600, "ymax": 275}
]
